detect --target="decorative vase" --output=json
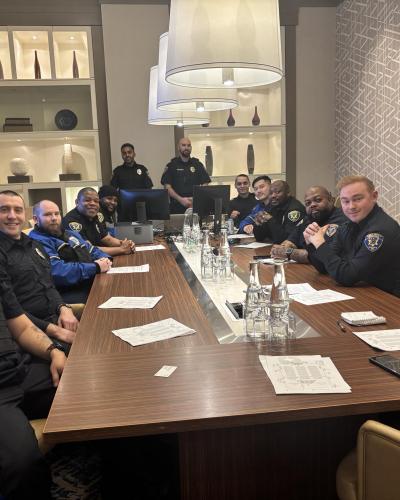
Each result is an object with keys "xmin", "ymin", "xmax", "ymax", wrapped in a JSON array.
[
  {"xmin": 34, "ymin": 50, "xmax": 41, "ymax": 79},
  {"xmin": 227, "ymin": 109, "xmax": 235, "ymax": 127},
  {"xmin": 10, "ymin": 157, "xmax": 29, "ymax": 176},
  {"xmin": 247, "ymin": 144, "xmax": 255, "ymax": 175},
  {"xmin": 0, "ymin": 60, "xmax": 4, "ymax": 80},
  {"xmin": 252, "ymin": 106, "xmax": 260, "ymax": 126},
  {"xmin": 72, "ymin": 50, "xmax": 79, "ymax": 78},
  {"xmin": 205, "ymin": 145, "xmax": 213, "ymax": 176}
]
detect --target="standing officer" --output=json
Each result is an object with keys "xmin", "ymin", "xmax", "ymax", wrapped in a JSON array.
[
  {"xmin": 305, "ymin": 175, "xmax": 400, "ymax": 296},
  {"xmin": 111, "ymin": 143, "xmax": 153, "ymax": 190},
  {"xmin": 161, "ymin": 137, "xmax": 211, "ymax": 214}
]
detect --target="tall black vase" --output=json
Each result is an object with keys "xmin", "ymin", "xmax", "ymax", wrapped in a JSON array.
[
  {"xmin": 205, "ymin": 145, "xmax": 213, "ymax": 176},
  {"xmin": 247, "ymin": 144, "xmax": 255, "ymax": 175}
]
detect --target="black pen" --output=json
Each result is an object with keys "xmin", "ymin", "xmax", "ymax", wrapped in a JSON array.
[{"xmin": 337, "ymin": 320, "xmax": 347, "ymax": 333}]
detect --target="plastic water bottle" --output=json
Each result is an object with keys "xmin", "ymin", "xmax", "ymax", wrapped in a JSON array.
[{"xmin": 244, "ymin": 261, "xmax": 265, "ymax": 338}]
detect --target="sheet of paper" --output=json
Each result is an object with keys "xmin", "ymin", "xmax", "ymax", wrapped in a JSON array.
[
  {"xmin": 259, "ymin": 355, "xmax": 351, "ymax": 394},
  {"xmin": 353, "ymin": 329, "xmax": 400, "ymax": 351},
  {"xmin": 255, "ymin": 258, "xmax": 296, "ymax": 265},
  {"xmin": 293, "ymin": 289, "xmax": 354, "ymax": 305},
  {"xmin": 235, "ymin": 242, "xmax": 272, "ymax": 249},
  {"xmin": 263, "ymin": 283, "xmax": 316, "ymax": 296},
  {"xmin": 154, "ymin": 365, "xmax": 177, "ymax": 377},
  {"xmin": 228, "ymin": 234, "xmax": 254, "ymax": 240},
  {"xmin": 107, "ymin": 264, "xmax": 149, "ymax": 274},
  {"xmin": 113, "ymin": 318, "xmax": 195, "ymax": 347},
  {"xmin": 135, "ymin": 244, "xmax": 165, "ymax": 252},
  {"xmin": 98, "ymin": 296, "xmax": 162, "ymax": 309}
]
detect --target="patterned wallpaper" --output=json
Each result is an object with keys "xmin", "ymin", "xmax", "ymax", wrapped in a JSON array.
[{"xmin": 336, "ymin": 0, "xmax": 400, "ymax": 220}]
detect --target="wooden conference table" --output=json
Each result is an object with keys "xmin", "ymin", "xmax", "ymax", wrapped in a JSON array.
[{"xmin": 44, "ymin": 241, "xmax": 400, "ymax": 500}]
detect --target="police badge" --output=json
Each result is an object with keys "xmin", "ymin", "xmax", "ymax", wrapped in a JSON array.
[
  {"xmin": 69, "ymin": 222, "xmax": 82, "ymax": 231},
  {"xmin": 363, "ymin": 233, "xmax": 384, "ymax": 252},
  {"xmin": 325, "ymin": 224, "xmax": 338, "ymax": 238},
  {"xmin": 97, "ymin": 212, "xmax": 104, "ymax": 223},
  {"xmin": 137, "ymin": 169, "xmax": 142, "ymax": 175},
  {"xmin": 190, "ymin": 166, "xmax": 196, "ymax": 173},
  {"xmin": 288, "ymin": 210, "xmax": 301, "ymax": 223}
]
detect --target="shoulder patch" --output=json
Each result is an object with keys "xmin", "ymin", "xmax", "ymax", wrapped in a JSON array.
[
  {"xmin": 69, "ymin": 222, "xmax": 82, "ymax": 231},
  {"xmin": 363, "ymin": 232, "xmax": 384, "ymax": 252},
  {"xmin": 97, "ymin": 212, "xmax": 104, "ymax": 223},
  {"xmin": 325, "ymin": 224, "xmax": 338, "ymax": 238},
  {"xmin": 288, "ymin": 210, "xmax": 301, "ymax": 223}
]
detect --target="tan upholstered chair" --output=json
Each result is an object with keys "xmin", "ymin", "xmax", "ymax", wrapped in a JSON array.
[
  {"xmin": 30, "ymin": 418, "xmax": 54, "ymax": 455},
  {"xmin": 337, "ymin": 420, "xmax": 400, "ymax": 500}
]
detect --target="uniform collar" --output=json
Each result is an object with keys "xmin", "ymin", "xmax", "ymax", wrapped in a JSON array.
[
  {"xmin": 355, "ymin": 204, "xmax": 380, "ymax": 230},
  {"xmin": 0, "ymin": 230, "xmax": 31, "ymax": 249}
]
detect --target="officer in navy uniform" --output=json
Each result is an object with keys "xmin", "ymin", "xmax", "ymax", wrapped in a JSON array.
[
  {"xmin": 251, "ymin": 180, "xmax": 306, "ymax": 244},
  {"xmin": 161, "ymin": 137, "xmax": 211, "ymax": 214},
  {"xmin": 111, "ymin": 143, "xmax": 153, "ymax": 190},
  {"xmin": 271, "ymin": 186, "xmax": 347, "ymax": 263},
  {"xmin": 304, "ymin": 175, "xmax": 400, "ymax": 296}
]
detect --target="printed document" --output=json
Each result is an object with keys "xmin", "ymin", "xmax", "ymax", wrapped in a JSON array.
[
  {"xmin": 107, "ymin": 264, "xmax": 150, "ymax": 274},
  {"xmin": 98, "ymin": 296, "xmax": 162, "ymax": 309},
  {"xmin": 353, "ymin": 329, "xmax": 400, "ymax": 351},
  {"xmin": 293, "ymin": 289, "xmax": 354, "ymax": 305},
  {"xmin": 235, "ymin": 242, "xmax": 272, "ymax": 249},
  {"xmin": 135, "ymin": 244, "xmax": 165, "ymax": 252}
]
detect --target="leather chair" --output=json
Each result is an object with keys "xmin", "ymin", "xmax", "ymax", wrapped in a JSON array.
[{"xmin": 336, "ymin": 420, "xmax": 400, "ymax": 500}]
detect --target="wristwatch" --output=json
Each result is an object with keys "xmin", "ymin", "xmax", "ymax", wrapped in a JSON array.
[
  {"xmin": 285, "ymin": 247, "xmax": 294, "ymax": 260},
  {"xmin": 56, "ymin": 303, "xmax": 72, "ymax": 315},
  {"xmin": 46, "ymin": 341, "xmax": 64, "ymax": 357}
]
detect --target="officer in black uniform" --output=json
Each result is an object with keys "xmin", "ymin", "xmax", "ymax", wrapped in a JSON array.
[
  {"xmin": 305, "ymin": 176, "xmax": 400, "ymax": 296},
  {"xmin": 228, "ymin": 174, "xmax": 258, "ymax": 228},
  {"xmin": 161, "ymin": 137, "xmax": 211, "ymax": 214},
  {"xmin": 271, "ymin": 186, "xmax": 347, "ymax": 262},
  {"xmin": 63, "ymin": 187, "xmax": 135, "ymax": 257},
  {"xmin": 111, "ymin": 143, "xmax": 153, "ymax": 190},
  {"xmin": 98, "ymin": 185, "xmax": 118, "ymax": 236},
  {"xmin": 252, "ymin": 180, "xmax": 306, "ymax": 244}
]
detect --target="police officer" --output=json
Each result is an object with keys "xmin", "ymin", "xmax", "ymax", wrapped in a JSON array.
[
  {"xmin": 63, "ymin": 187, "xmax": 135, "ymax": 257},
  {"xmin": 304, "ymin": 175, "xmax": 400, "ymax": 296},
  {"xmin": 271, "ymin": 186, "xmax": 347, "ymax": 263},
  {"xmin": 111, "ymin": 143, "xmax": 153, "ymax": 190},
  {"xmin": 98, "ymin": 185, "xmax": 118, "ymax": 236},
  {"xmin": 250, "ymin": 180, "xmax": 306, "ymax": 244},
  {"xmin": 161, "ymin": 137, "xmax": 211, "ymax": 214}
]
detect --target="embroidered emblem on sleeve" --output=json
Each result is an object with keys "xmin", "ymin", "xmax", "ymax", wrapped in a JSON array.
[
  {"xmin": 69, "ymin": 222, "xmax": 82, "ymax": 231},
  {"xmin": 325, "ymin": 224, "xmax": 338, "ymax": 238},
  {"xmin": 288, "ymin": 210, "xmax": 301, "ymax": 223},
  {"xmin": 363, "ymin": 233, "xmax": 384, "ymax": 252},
  {"xmin": 97, "ymin": 213, "xmax": 104, "ymax": 223}
]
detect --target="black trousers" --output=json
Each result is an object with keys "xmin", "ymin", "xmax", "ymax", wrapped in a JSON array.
[{"xmin": 0, "ymin": 356, "xmax": 55, "ymax": 500}]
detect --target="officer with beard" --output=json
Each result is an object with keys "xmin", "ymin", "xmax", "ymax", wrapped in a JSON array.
[{"xmin": 271, "ymin": 186, "xmax": 346, "ymax": 262}]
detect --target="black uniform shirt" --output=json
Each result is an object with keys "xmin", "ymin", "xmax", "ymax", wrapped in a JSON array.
[
  {"xmin": 161, "ymin": 156, "xmax": 211, "ymax": 213},
  {"xmin": 228, "ymin": 193, "xmax": 258, "ymax": 227},
  {"xmin": 0, "ymin": 232, "xmax": 63, "ymax": 332},
  {"xmin": 62, "ymin": 207, "xmax": 108, "ymax": 247},
  {"xmin": 253, "ymin": 196, "xmax": 306, "ymax": 244},
  {"xmin": 111, "ymin": 163, "xmax": 153, "ymax": 190},
  {"xmin": 309, "ymin": 204, "xmax": 400, "ymax": 296}
]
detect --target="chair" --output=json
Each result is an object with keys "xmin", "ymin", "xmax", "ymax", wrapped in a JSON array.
[
  {"xmin": 336, "ymin": 420, "xmax": 400, "ymax": 500},
  {"xmin": 70, "ymin": 303, "xmax": 85, "ymax": 320},
  {"xmin": 30, "ymin": 418, "xmax": 54, "ymax": 455}
]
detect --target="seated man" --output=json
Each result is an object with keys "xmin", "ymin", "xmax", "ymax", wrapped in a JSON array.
[
  {"xmin": 228, "ymin": 174, "xmax": 258, "ymax": 228},
  {"xmin": 271, "ymin": 186, "xmax": 347, "ymax": 262},
  {"xmin": 0, "ymin": 190, "xmax": 78, "ymax": 347},
  {"xmin": 0, "ymin": 272, "xmax": 66, "ymax": 499},
  {"xmin": 238, "ymin": 175, "xmax": 271, "ymax": 234},
  {"xmin": 63, "ymin": 187, "xmax": 135, "ymax": 257},
  {"xmin": 98, "ymin": 184, "xmax": 118, "ymax": 236},
  {"xmin": 304, "ymin": 175, "xmax": 400, "ymax": 296},
  {"xmin": 30, "ymin": 200, "xmax": 112, "ymax": 304}
]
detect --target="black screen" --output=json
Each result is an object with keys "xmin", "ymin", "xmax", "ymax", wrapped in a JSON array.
[
  {"xmin": 118, "ymin": 189, "xmax": 170, "ymax": 222},
  {"xmin": 192, "ymin": 185, "xmax": 230, "ymax": 217}
]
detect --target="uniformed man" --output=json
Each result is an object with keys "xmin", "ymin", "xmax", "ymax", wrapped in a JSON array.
[
  {"xmin": 0, "ymin": 190, "xmax": 79, "ymax": 347},
  {"xmin": 238, "ymin": 175, "xmax": 272, "ymax": 234},
  {"xmin": 62, "ymin": 187, "xmax": 135, "ymax": 257},
  {"xmin": 304, "ymin": 175, "xmax": 400, "ymax": 296},
  {"xmin": 99, "ymin": 185, "xmax": 118, "ymax": 236},
  {"xmin": 30, "ymin": 200, "xmax": 112, "ymax": 304},
  {"xmin": 111, "ymin": 143, "xmax": 153, "ymax": 190},
  {"xmin": 161, "ymin": 137, "xmax": 211, "ymax": 214},
  {"xmin": 228, "ymin": 174, "xmax": 258, "ymax": 228},
  {"xmin": 271, "ymin": 186, "xmax": 347, "ymax": 263}
]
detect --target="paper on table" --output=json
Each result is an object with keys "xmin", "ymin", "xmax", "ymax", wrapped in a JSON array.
[
  {"xmin": 235, "ymin": 242, "xmax": 272, "ymax": 249},
  {"xmin": 107, "ymin": 264, "xmax": 149, "ymax": 274},
  {"xmin": 228, "ymin": 234, "xmax": 254, "ymax": 240},
  {"xmin": 293, "ymin": 289, "xmax": 354, "ymax": 305},
  {"xmin": 135, "ymin": 244, "xmax": 165, "ymax": 252},
  {"xmin": 263, "ymin": 283, "xmax": 316, "ymax": 295},
  {"xmin": 259, "ymin": 355, "xmax": 351, "ymax": 394},
  {"xmin": 154, "ymin": 365, "xmax": 177, "ymax": 377},
  {"xmin": 113, "ymin": 318, "xmax": 195, "ymax": 347},
  {"xmin": 98, "ymin": 296, "xmax": 162, "ymax": 309},
  {"xmin": 254, "ymin": 258, "xmax": 296, "ymax": 265},
  {"xmin": 353, "ymin": 329, "xmax": 400, "ymax": 351}
]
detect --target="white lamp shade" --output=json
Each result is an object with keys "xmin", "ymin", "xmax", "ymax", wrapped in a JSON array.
[
  {"xmin": 148, "ymin": 66, "xmax": 210, "ymax": 125},
  {"xmin": 157, "ymin": 33, "xmax": 238, "ymax": 112},
  {"xmin": 166, "ymin": 0, "xmax": 283, "ymax": 89}
]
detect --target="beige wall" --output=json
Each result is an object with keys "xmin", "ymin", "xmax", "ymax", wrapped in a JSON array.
[
  {"xmin": 101, "ymin": 4, "xmax": 174, "ymax": 187},
  {"xmin": 296, "ymin": 7, "xmax": 336, "ymax": 199}
]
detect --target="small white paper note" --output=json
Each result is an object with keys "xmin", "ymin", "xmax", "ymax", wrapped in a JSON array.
[
  {"xmin": 353, "ymin": 329, "xmax": 400, "ymax": 351},
  {"xmin": 293, "ymin": 289, "xmax": 354, "ymax": 305},
  {"xmin": 107, "ymin": 264, "xmax": 149, "ymax": 274},
  {"xmin": 113, "ymin": 318, "xmax": 195, "ymax": 347},
  {"xmin": 235, "ymin": 242, "xmax": 272, "ymax": 249},
  {"xmin": 228, "ymin": 234, "xmax": 254, "ymax": 240},
  {"xmin": 154, "ymin": 365, "xmax": 177, "ymax": 378},
  {"xmin": 135, "ymin": 244, "xmax": 165, "ymax": 252},
  {"xmin": 256, "ymin": 258, "xmax": 296, "ymax": 265},
  {"xmin": 98, "ymin": 296, "xmax": 162, "ymax": 309}
]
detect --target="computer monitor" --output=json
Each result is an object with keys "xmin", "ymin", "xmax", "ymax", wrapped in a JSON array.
[
  {"xmin": 118, "ymin": 189, "xmax": 170, "ymax": 222},
  {"xmin": 193, "ymin": 185, "xmax": 230, "ymax": 234}
]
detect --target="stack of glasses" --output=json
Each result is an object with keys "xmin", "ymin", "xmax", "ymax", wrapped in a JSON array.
[{"xmin": 200, "ymin": 228, "xmax": 235, "ymax": 283}]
